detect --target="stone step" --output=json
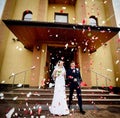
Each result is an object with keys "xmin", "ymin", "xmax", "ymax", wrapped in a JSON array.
[
  {"xmin": 1, "ymin": 97, "xmax": 120, "ymax": 105},
  {"xmin": 12, "ymin": 88, "xmax": 109, "ymax": 94},
  {"xmin": 1, "ymin": 92, "xmax": 120, "ymax": 99}
]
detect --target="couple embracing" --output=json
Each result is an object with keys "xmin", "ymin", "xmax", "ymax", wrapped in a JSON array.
[{"xmin": 49, "ymin": 60, "xmax": 85, "ymax": 116}]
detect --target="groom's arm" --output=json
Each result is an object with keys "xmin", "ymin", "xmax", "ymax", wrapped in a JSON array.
[{"xmin": 77, "ymin": 69, "xmax": 83, "ymax": 83}]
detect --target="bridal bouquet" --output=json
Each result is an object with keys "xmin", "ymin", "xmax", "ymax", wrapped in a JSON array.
[{"xmin": 56, "ymin": 69, "xmax": 62, "ymax": 76}]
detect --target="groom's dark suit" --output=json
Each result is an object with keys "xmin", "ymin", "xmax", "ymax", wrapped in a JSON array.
[{"xmin": 66, "ymin": 67, "xmax": 84, "ymax": 112}]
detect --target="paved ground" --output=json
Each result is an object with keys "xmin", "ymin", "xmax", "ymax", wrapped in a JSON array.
[
  {"xmin": 46, "ymin": 105, "xmax": 120, "ymax": 118},
  {"xmin": 1, "ymin": 104, "xmax": 120, "ymax": 118}
]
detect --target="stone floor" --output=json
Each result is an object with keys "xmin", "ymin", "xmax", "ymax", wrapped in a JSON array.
[
  {"xmin": 46, "ymin": 105, "xmax": 120, "ymax": 118},
  {"xmin": 1, "ymin": 104, "xmax": 120, "ymax": 118}
]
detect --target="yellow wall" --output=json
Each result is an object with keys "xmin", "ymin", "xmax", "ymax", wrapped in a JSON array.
[
  {"xmin": 0, "ymin": 0, "xmax": 16, "ymax": 83},
  {"xmin": 104, "ymin": 0, "xmax": 120, "ymax": 87},
  {"xmin": 75, "ymin": 0, "xmax": 86, "ymax": 24},
  {"xmin": 12, "ymin": 0, "xmax": 40, "ymax": 20},
  {"xmin": 48, "ymin": 4, "xmax": 75, "ymax": 23},
  {"xmin": 0, "ymin": 0, "xmax": 119, "ymax": 87},
  {"xmin": 85, "ymin": 0, "xmax": 106, "ymax": 26}
]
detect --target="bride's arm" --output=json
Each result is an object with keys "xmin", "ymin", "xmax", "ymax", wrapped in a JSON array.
[{"xmin": 52, "ymin": 69, "xmax": 57, "ymax": 79}]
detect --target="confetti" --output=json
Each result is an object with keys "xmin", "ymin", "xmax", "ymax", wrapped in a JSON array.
[
  {"xmin": 29, "ymin": 109, "xmax": 33, "ymax": 115},
  {"xmin": 13, "ymin": 96, "xmax": 18, "ymax": 100},
  {"xmin": 106, "ymin": 69, "xmax": 112, "ymax": 72},
  {"xmin": 1, "ymin": 80, "xmax": 5, "ymax": 83},
  {"xmin": 116, "ymin": 77, "xmax": 119, "ymax": 82},
  {"xmin": 117, "ymin": 38, "xmax": 120, "ymax": 42},
  {"xmin": 26, "ymin": 102, "xmax": 29, "ymax": 106},
  {"xmin": 40, "ymin": 116, "xmax": 46, "ymax": 118},
  {"xmin": 62, "ymin": 7, "xmax": 66, "ymax": 10},
  {"xmin": 6, "ymin": 107, "xmax": 15, "ymax": 118},
  {"xmin": 37, "ymin": 57, "xmax": 39, "ymax": 59},
  {"xmin": 109, "ymin": 86, "xmax": 113, "ymax": 90},
  {"xmin": 80, "ymin": 82, "xmax": 87, "ymax": 86},
  {"xmin": 27, "ymin": 92, "xmax": 32, "ymax": 97},
  {"xmin": 65, "ymin": 43, "xmax": 68, "ymax": 48},
  {"xmin": 17, "ymin": 84, "xmax": 22, "ymax": 87},
  {"xmin": 31, "ymin": 66, "xmax": 35, "ymax": 69},
  {"xmin": 42, "ymin": 49, "xmax": 45, "ymax": 52},
  {"xmin": 60, "ymin": 10, "xmax": 63, "ymax": 13},
  {"xmin": 115, "ymin": 60, "xmax": 119, "ymax": 64},
  {"xmin": 38, "ymin": 106, "xmax": 42, "ymax": 115},
  {"xmin": 82, "ymin": 19, "xmax": 86, "ymax": 25}
]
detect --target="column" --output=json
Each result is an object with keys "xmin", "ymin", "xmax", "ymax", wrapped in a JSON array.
[{"xmin": 30, "ymin": 45, "xmax": 41, "ymax": 87}]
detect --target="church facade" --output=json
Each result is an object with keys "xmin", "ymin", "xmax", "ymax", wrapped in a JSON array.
[{"xmin": 0, "ymin": 0, "xmax": 120, "ymax": 87}]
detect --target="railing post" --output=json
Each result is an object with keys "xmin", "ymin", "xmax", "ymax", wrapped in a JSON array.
[
  {"xmin": 95, "ymin": 73, "xmax": 98, "ymax": 89},
  {"xmin": 12, "ymin": 75, "xmax": 15, "ymax": 89},
  {"xmin": 105, "ymin": 77, "xmax": 108, "ymax": 90},
  {"xmin": 23, "ymin": 71, "xmax": 26, "ymax": 88},
  {"xmin": 105, "ymin": 77, "xmax": 107, "ymax": 87}
]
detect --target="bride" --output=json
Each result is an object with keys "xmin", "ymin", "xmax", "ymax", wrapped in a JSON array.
[{"xmin": 49, "ymin": 60, "xmax": 69, "ymax": 116}]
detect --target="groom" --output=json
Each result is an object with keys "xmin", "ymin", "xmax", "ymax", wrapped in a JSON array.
[{"xmin": 66, "ymin": 61, "xmax": 85, "ymax": 115}]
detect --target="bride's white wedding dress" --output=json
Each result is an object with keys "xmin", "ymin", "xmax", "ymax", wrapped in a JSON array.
[{"xmin": 49, "ymin": 67, "xmax": 69, "ymax": 115}]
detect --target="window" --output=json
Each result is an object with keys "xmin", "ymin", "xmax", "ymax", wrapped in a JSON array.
[
  {"xmin": 54, "ymin": 13, "xmax": 68, "ymax": 23},
  {"xmin": 89, "ymin": 16, "xmax": 98, "ymax": 26},
  {"xmin": 22, "ymin": 10, "xmax": 32, "ymax": 21},
  {"xmin": 0, "ymin": 0, "xmax": 6, "ymax": 19}
]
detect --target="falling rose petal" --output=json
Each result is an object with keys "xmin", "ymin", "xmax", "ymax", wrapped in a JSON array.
[
  {"xmin": 41, "ymin": 79, "xmax": 45, "ymax": 86},
  {"xmin": 88, "ymin": 27, "xmax": 91, "ymax": 31},
  {"xmin": 71, "ymin": 48, "xmax": 74, "ymax": 52},
  {"xmin": 11, "ymin": 73, "xmax": 15, "ymax": 76},
  {"xmin": 104, "ymin": 0, "xmax": 107, "ymax": 4},
  {"xmin": 72, "ymin": 17, "xmax": 76, "ymax": 21},
  {"xmin": 60, "ymin": 10, "xmax": 64, "ymax": 13},
  {"xmin": 13, "ymin": 96, "xmax": 18, "ymax": 100},
  {"xmin": 83, "ymin": 47, "xmax": 87, "ymax": 52},
  {"xmin": 100, "ymin": 30, "xmax": 105, "ymax": 33},
  {"xmin": 116, "ymin": 77, "xmax": 119, "ymax": 82},
  {"xmin": 73, "ymin": 26, "xmax": 76, "ymax": 29},
  {"xmin": 42, "ymin": 49, "xmax": 45, "ymax": 52},
  {"xmin": 38, "ymin": 106, "xmax": 42, "ymax": 115},
  {"xmin": 80, "ymin": 82, "xmax": 87, "ymax": 86},
  {"xmin": 82, "ymin": 29, "xmax": 85, "ymax": 34},
  {"xmin": 6, "ymin": 107, "xmax": 15, "ymax": 118},
  {"xmin": 106, "ymin": 69, "xmax": 112, "ymax": 72},
  {"xmin": 109, "ymin": 86, "xmax": 113, "ymax": 90},
  {"xmin": 117, "ymin": 38, "xmax": 120, "ymax": 42},
  {"xmin": 61, "ymin": 57, "xmax": 64, "ymax": 60},
  {"xmin": 65, "ymin": 43, "xmax": 68, "ymax": 48},
  {"xmin": 1, "ymin": 80, "xmax": 5, "ymax": 83},
  {"xmin": 30, "ymin": 109, "xmax": 33, "ymax": 115},
  {"xmin": 82, "ymin": 19, "xmax": 86, "ymax": 25},
  {"xmin": 17, "ymin": 84, "xmax": 22, "ymax": 87},
  {"xmin": 27, "ymin": 92, "xmax": 32, "ymax": 97},
  {"xmin": 115, "ymin": 60, "xmax": 119, "ymax": 64},
  {"xmin": 71, "ymin": 42, "xmax": 74, "ymax": 45},
  {"xmin": 71, "ymin": 108, "xmax": 74, "ymax": 112},
  {"xmin": 37, "ymin": 57, "xmax": 39, "ymax": 59},
  {"xmin": 26, "ymin": 102, "xmax": 29, "ymax": 107}
]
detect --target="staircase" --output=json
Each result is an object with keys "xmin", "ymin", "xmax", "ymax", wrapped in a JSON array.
[{"xmin": 0, "ymin": 87, "xmax": 120, "ymax": 117}]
